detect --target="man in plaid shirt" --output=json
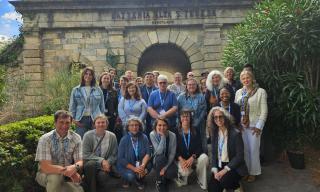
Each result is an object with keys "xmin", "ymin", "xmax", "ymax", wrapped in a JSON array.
[{"xmin": 35, "ymin": 110, "xmax": 83, "ymax": 192}]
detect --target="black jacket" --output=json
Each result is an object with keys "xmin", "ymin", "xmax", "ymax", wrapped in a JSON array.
[{"xmin": 211, "ymin": 127, "xmax": 248, "ymax": 176}]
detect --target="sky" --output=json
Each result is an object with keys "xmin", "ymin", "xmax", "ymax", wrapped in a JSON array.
[{"xmin": 0, "ymin": 0, "xmax": 22, "ymax": 39}]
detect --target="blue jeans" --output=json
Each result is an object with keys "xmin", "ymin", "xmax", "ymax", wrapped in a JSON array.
[{"xmin": 75, "ymin": 116, "xmax": 92, "ymax": 139}]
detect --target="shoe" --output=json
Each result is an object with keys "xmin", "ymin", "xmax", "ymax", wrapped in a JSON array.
[
  {"xmin": 135, "ymin": 179, "xmax": 145, "ymax": 190},
  {"xmin": 156, "ymin": 180, "xmax": 166, "ymax": 192},
  {"xmin": 247, "ymin": 175, "xmax": 256, "ymax": 182},
  {"xmin": 122, "ymin": 180, "xmax": 129, "ymax": 188}
]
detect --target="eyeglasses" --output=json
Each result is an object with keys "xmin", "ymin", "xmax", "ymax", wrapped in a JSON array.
[
  {"xmin": 213, "ymin": 115, "xmax": 224, "ymax": 120},
  {"xmin": 159, "ymin": 82, "xmax": 167, "ymax": 84}
]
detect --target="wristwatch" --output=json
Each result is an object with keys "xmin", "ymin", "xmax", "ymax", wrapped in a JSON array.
[{"xmin": 75, "ymin": 164, "xmax": 80, "ymax": 172}]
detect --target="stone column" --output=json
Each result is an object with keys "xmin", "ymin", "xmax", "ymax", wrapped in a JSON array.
[
  {"xmin": 202, "ymin": 24, "xmax": 224, "ymax": 71},
  {"xmin": 22, "ymin": 28, "xmax": 44, "ymax": 113},
  {"xmin": 107, "ymin": 28, "xmax": 126, "ymax": 75}
]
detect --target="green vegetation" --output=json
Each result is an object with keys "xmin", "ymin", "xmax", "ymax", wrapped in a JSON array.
[
  {"xmin": 0, "ymin": 34, "xmax": 24, "ymax": 67},
  {"xmin": 0, "ymin": 115, "xmax": 54, "ymax": 192},
  {"xmin": 42, "ymin": 66, "xmax": 80, "ymax": 114},
  {"xmin": 222, "ymin": 0, "xmax": 320, "ymax": 150}
]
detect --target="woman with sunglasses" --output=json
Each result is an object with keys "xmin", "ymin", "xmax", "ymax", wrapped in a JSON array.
[{"xmin": 207, "ymin": 107, "xmax": 247, "ymax": 192}]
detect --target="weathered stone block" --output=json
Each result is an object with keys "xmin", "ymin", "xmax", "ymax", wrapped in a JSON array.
[
  {"xmin": 96, "ymin": 49, "xmax": 107, "ymax": 56},
  {"xmin": 186, "ymin": 44, "xmax": 201, "ymax": 57},
  {"xmin": 127, "ymin": 47, "xmax": 142, "ymax": 58},
  {"xmin": 24, "ymin": 58, "xmax": 42, "ymax": 65},
  {"xmin": 169, "ymin": 30, "xmax": 179, "ymax": 43},
  {"xmin": 204, "ymin": 53, "xmax": 222, "ymax": 60},
  {"xmin": 109, "ymin": 35, "xmax": 124, "ymax": 43},
  {"xmin": 133, "ymin": 40, "xmax": 146, "ymax": 52},
  {"xmin": 126, "ymin": 55, "xmax": 139, "ymax": 65},
  {"xmin": 191, "ymin": 61, "xmax": 203, "ymax": 69},
  {"xmin": 202, "ymin": 45, "xmax": 222, "ymax": 53},
  {"xmin": 148, "ymin": 31, "xmax": 158, "ymax": 45},
  {"xmin": 204, "ymin": 61, "xmax": 221, "ymax": 68},
  {"xmin": 203, "ymin": 38, "xmax": 222, "ymax": 46},
  {"xmin": 181, "ymin": 38, "xmax": 194, "ymax": 52},
  {"xmin": 64, "ymin": 44, "xmax": 79, "ymax": 50},
  {"xmin": 189, "ymin": 52, "xmax": 203, "ymax": 63},
  {"xmin": 25, "ymin": 73, "xmax": 43, "ymax": 81},
  {"xmin": 176, "ymin": 32, "xmax": 187, "ymax": 47},
  {"xmin": 23, "ymin": 50, "xmax": 41, "ymax": 58},
  {"xmin": 24, "ymin": 65, "xmax": 43, "ymax": 73},
  {"xmin": 157, "ymin": 29, "xmax": 169, "ymax": 43}
]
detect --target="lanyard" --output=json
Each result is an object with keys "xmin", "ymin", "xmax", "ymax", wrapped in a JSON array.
[
  {"xmin": 128, "ymin": 99, "xmax": 136, "ymax": 112},
  {"xmin": 104, "ymin": 90, "xmax": 109, "ymax": 102},
  {"xmin": 158, "ymin": 90, "xmax": 167, "ymax": 108},
  {"xmin": 82, "ymin": 87, "xmax": 92, "ymax": 107},
  {"xmin": 130, "ymin": 136, "xmax": 139, "ymax": 160},
  {"xmin": 156, "ymin": 133, "xmax": 161, "ymax": 143},
  {"xmin": 220, "ymin": 102, "xmax": 231, "ymax": 113},
  {"xmin": 241, "ymin": 89, "xmax": 248, "ymax": 114},
  {"xmin": 182, "ymin": 130, "xmax": 191, "ymax": 152},
  {"xmin": 218, "ymin": 132, "xmax": 225, "ymax": 166},
  {"xmin": 146, "ymin": 86, "xmax": 153, "ymax": 97},
  {"xmin": 212, "ymin": 87, "xmax": 218, "ymax": 97}
]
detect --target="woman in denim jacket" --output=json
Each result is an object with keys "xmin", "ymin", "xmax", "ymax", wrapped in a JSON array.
[{"xmin": 69, "ymin": 67, "xmax": 105, "ymax": 138}]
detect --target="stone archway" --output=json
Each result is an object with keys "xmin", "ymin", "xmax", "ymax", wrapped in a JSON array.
[
  {"xmin": 137, "ymin": 43, "xmax": 191, "ymax": 81},
  {"xmin": 126, "ymin": 29, "xmax": 204, "ymax": 79}
]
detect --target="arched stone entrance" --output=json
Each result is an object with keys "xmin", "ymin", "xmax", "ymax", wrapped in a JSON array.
[{"xmin": 137, "ymin": 43, "xmax": 191, "ymax": 81}]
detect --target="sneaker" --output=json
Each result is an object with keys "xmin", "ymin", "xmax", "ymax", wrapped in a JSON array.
[
  {"xmin": 156, "ymin": 180, "xmax": 166, "ymax": 192},
  {"xmin": 174, "ymin": 178, "xmax": 183, "ymax": 187},
  {"xmin": 135, "ymin": 179, "xmax": 145, "ymax": 190},
  {"xmin": 122, "ymin": 180, "xmax": 129, "ymax": 188}
]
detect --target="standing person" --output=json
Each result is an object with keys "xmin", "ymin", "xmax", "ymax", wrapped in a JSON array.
[
  {"xmin": 99, "ymin": 72, "xmax": 121, "ymax": 143},
  {"xmin": 153, "ymin": 71, "xmax": 160, "ymax": 88},
  {"xmin": 235, "ymin": 70, "xmax": 268, "ymax": 182},
  {"xmin": 108, "ymin": 68, "xmax": 119, "ymax": 89},
  {"xmin": 135, "ymin": 77, "xmax": 144, "ymax": 87},
  {"xmin": 201, "ymin": 70, "xmax": 209, "ymax": 79},
  {"xmin": 118, "ymin": 75, "xmax": 129, "ymax": 102},
  {"xmin": 215, "ymin": 87, "xmax": 241, "ymax": 128},
  {"xmin": 177, "ymin": 78, "xmax": 207, "ymax": 153},
  {"xmin": 168, "ymin": 72, "xmax": 186, "ymax": 98},
  {"xmin": 82, "ymin": 115, "xmax": 118, "ymax": 192},
  {"xmin": 125, "ymin": 70, "xmax": 134, "ymax": 82},
  {"xmin": 140, "ymin": 72, "xmax": 158, "ymax": 138},
  {"xmin": 200, "ymin": 77, "xmax": 207, "ymax": 95},
  {"xmin": 35, "ymin": 110, "xmax": 83, "ymax": 192},
  {"xmin": 117, "ymin": 117, "xmax": 152, "ymax": 190},
  {"xmin": 150, "ymin": 118, "xmax": 177, "ymax": 192},
  {"xmin": 69, "ymin": 67, "xmax": 105, "ymax": 138},
  {"xmin": 224, "ymin": 67, "xmax": 241, "ymax": 93},
  {"xmin": 118, "ymin": 82, "xmax": 147, "ymax": 130},
  {"xmin": 207, "ymin": 107, "xmax": 248, "ymax": 192},
  {"xmin": 148, "ymin": 75, "xmax": 178, "ymax": 133},
  {"xmin": 175, "ymin": 109, "xmax": 209, "ymax": 190},
  {"xmin": 205, "ymin": 70, "xmax": 234, "ymax": 113},
  {"xmin": 186, "ymin": 71, "xmax": 195, "ymax": 79}
]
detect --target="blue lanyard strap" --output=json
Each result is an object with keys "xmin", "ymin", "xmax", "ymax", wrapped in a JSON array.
[
  {"xmin": 158, "ymin": 90, "xmax": 167, "ymax": 108},
  {"xmin": 218, "ymin": 133, "xmax": 225, "ymax": 162},
  {"xmin": 128, "ymin": 99, "xmax": 136, "ymax": 112},
  {"xmin": 241, "ymin": 89, "xmax": 248, "ymax": 113},
  {"xmin": 182, "ymin": 130, "xmax": 191, "ymax": 152},
  {"xmin": 220, "ymin": 102, "xmax": 231, "ymax": 113},
  {"xmin": 212, "ymin": 87, "xmax": 218, "ymax": 97},
  {"xmin": 130, "ymin": 136, "xmax": 139, "ymax": 160},
  {"xmin": 188, "ymin": 95, "xmax": 197, "ymax": 110}
]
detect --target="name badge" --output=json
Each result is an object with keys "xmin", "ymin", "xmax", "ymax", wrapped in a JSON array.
[
  {"xmin": 218, "ymin": 160, "xmax": 222, "ymax": 168},
  {"xmin": 241, "ymin": 111, "xmax": 245, "ymax": 116},
  {"xmin": 135, "ymin": 161, "xmax": 140, "ymax": 167}
]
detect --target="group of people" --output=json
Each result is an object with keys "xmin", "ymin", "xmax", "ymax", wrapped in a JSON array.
[{"xmin": 35, "ymin": 64, "xmax": 268, "ymax": 192}]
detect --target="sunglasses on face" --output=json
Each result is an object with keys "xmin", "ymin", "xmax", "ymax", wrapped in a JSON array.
[{"xmin": 213, "ymin": 115, "xmax": 224, "ymax": 120}]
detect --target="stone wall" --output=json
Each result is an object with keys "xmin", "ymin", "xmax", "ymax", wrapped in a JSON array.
[{"xmin": 11, "ymin": 0, "xmax": 254, "ymax": 111}]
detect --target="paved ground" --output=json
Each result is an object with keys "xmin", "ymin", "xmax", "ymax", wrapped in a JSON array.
[{"xmin": 105, "ymin": 160, "xmax": 319, "ymax": 192}]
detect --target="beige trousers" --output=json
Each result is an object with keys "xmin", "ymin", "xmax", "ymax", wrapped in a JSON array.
[
  {"xmin": 36, "ymin": 172, "xmax": 83, "ymax": 192},
  {"xmin": 177, "ymin": 153, "xmax": 209, "ymax": 190}
]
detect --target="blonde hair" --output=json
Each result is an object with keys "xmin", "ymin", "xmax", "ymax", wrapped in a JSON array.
[{"xmin": 224, "ymin": 67, "xmax": 235, "ymax": 77}]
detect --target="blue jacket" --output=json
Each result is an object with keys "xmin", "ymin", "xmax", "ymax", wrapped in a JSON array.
[
  {"xmin": 117, "ymin": 133, "xmax": 151, "ymax": 173},
  {"xmin": 69, "ymin": 85, "xmax": 105, "ymax": 121}
]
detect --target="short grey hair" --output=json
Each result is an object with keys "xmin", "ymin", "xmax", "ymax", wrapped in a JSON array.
[{"xmin": 157, "ymin": 74, "xmax": 168, "ymax": 82}]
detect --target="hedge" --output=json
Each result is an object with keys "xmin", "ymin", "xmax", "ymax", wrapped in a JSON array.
[{"xmin": 0, "ymin": 115, "xmax": 54, "ymax": 192}]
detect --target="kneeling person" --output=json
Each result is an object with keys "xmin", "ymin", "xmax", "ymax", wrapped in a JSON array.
[
  {"xmin": 35, "ymin": 110, "xmax": 83, "ymax": 192},
  {"xmin": 82, "ymin": 114, "xmax": 118, "ymax": 192}
]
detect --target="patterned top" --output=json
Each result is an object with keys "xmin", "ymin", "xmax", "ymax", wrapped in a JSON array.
[{"xmin": 35, "ymin": 130, "xmax": 82, "ymax": 166}]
